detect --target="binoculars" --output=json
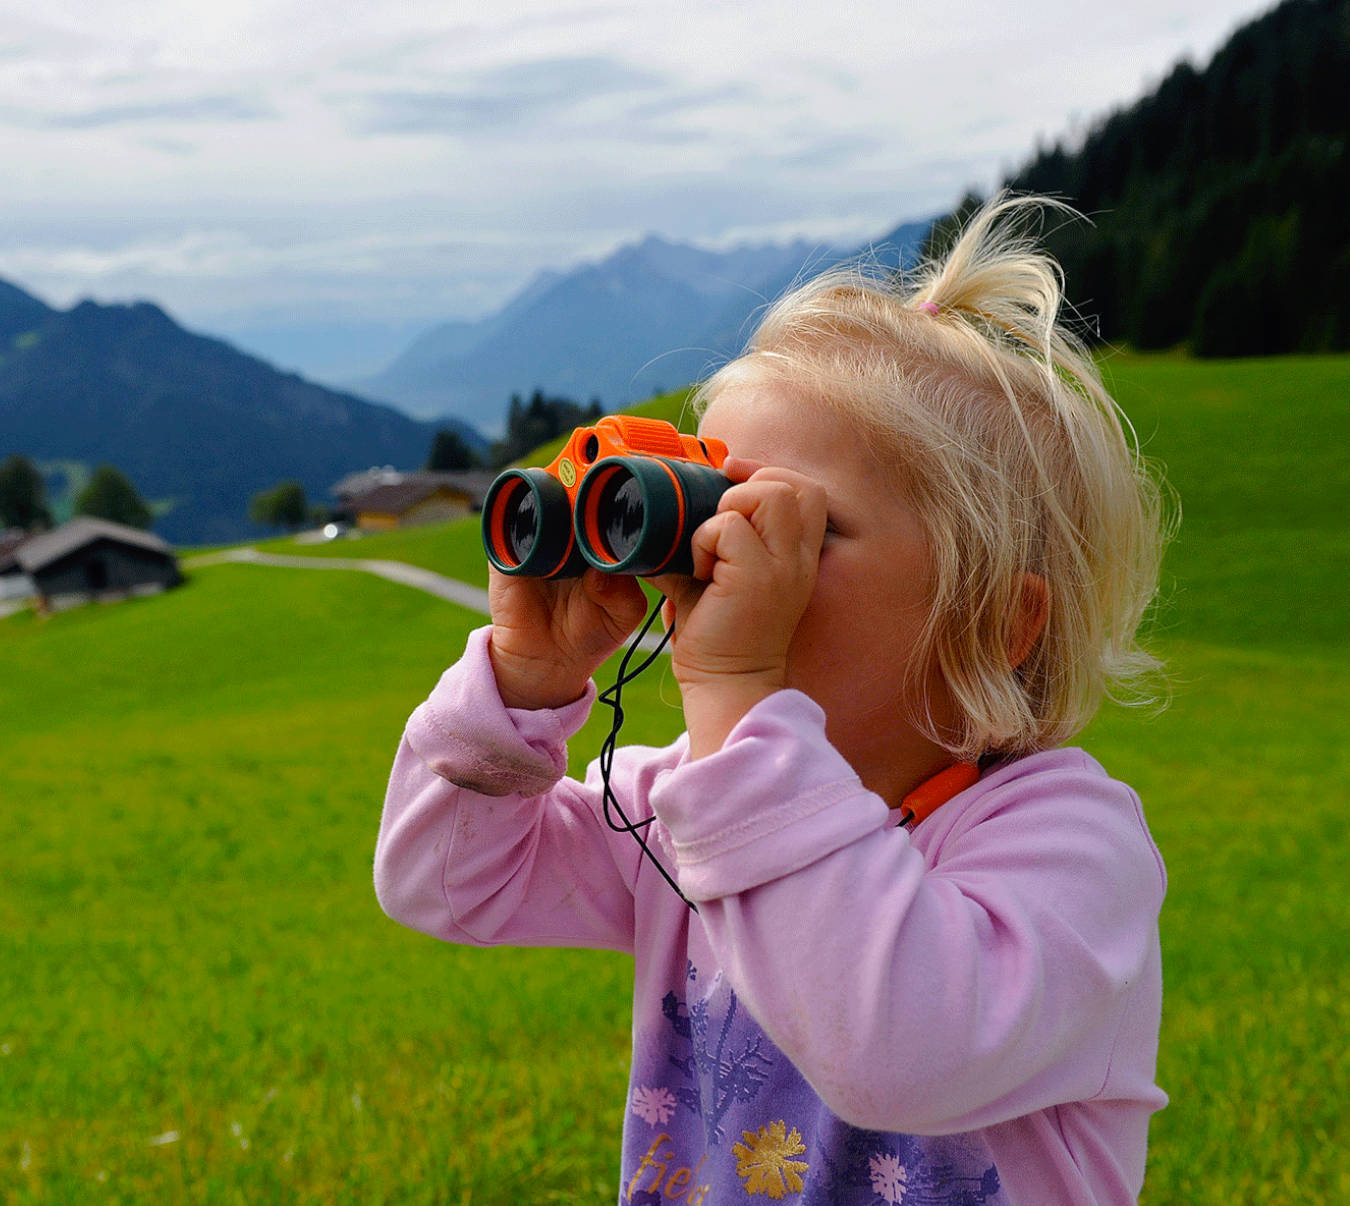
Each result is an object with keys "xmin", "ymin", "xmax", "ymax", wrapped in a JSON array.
[{"xmin": 482, "ymin": 415, "xmax": 731, "ymax": 578}]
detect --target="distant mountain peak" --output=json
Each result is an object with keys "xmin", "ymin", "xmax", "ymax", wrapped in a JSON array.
[
  {"xmin": 358, "ymin": 221, "xmax": 931, "ymax": 428},
  {"xmin": 0, "ymin": 277, "xmax": 51, "ymax": 309},
  {"xmin": 0, "ymin": 275, "xmax": 56, "ymax": 343},
  {"xmin": 66, "ymin": 297, "xmax": 176, "ymax": 328}
]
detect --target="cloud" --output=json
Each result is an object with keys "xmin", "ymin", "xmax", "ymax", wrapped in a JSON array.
[
  {"xmin": 343, "ymin": 54, "xmax": 665, "ymax": 136},
  {"xmin": 0, "ymin": 219, "xmax": 588, "ymax": 330},
  {"xmin": 0, "ymin": 0, "xmax": 1283, "ymax": 362},
  {"xmin": 767, "ymin": 134, "xmax": 890, "ymax": 173},
  {"xmin": 4, "ymin": 93, "xmax": 275, "ymax": 130},
  {"xmin": 1, "ymin": 228, "xmax": 503, "ymax": 283},
  {"xmin": 621, "ymin": 81, "xmax": 756, "ymax": 122}
]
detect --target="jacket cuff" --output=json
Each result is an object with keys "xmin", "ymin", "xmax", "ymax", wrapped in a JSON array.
[
  {"xmin": 406, "ymin": 626, "xmax": 596, "ymax": 797},
  {"xmin": 649, "ymin": 690, "xmax": 888, "ymax": 900}
]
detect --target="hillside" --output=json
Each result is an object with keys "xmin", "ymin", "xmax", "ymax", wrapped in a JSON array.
[
  {"xmin": 1001, "ymin": 0, "xmax": 1350, "ymax": 354},
  {"xmin": 3, "ymin": 354, "xmax": 1347, "ymax": 1201},
  {"xmin": 0, "ymin": 293, "xmax": 482, "ymax": 545}
]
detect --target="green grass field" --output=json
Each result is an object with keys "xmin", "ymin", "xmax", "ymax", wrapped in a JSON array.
[{"xmin": 3, "ymin": 355, "xmax": 1348, "ymax": 1203}]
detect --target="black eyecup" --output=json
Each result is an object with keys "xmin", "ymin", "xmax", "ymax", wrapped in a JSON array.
[
  {"xmin": 575, "ymin": 456, "xmax": 731, "ymax": 576},
  {"xmin": 481, "ymin": 468, "xmax": 586, "ymax": 578}
]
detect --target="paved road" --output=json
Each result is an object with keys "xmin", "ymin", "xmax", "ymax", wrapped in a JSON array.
[{"xmin": 184, "ymin": 547, "xmax": 668, "ymax": 652}]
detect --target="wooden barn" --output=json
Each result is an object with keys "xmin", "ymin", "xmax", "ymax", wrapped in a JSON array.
[{"xmin": 1, "ymin": 517, "xmax": 182, "ymax": 611}]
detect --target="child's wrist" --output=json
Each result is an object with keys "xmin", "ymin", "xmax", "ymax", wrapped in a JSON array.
[
  {"xmin": 679, "ymin": 672, "xmax": 786, "ymax": 759},
  {"xmin": 488, "ymin": 635, "xmax": 592, "ymax": 711}
]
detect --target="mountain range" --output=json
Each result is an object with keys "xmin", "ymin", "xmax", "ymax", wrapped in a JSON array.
[
  {"xmin": 0, "ymin": 289, "xmax": 478, "ymax": 545},
  {"xmin": 351, "ymin": 220, "xmax": 934, "ymax": 430},
  {"xmin": 0, "ymin": 219, "xmax": 932, "ymax": 545},
  {"xmin": 4, "ymin": 0, "xmax": 1335, "ymax": 550}
]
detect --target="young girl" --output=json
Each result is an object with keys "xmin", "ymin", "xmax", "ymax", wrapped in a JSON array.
[{"xmin": 375, "ymin": 193, "xmax": 1170, "ymax": 1205}]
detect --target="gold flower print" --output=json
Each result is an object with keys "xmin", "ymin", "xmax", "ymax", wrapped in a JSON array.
[{"xmin": 732, "ymin": 1120, "xmax": 808, "ymax": 1198}]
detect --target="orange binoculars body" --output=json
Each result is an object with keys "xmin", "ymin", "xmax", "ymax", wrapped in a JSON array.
[{"xmin": 481, "ymin": 415, "xmax": 731, "ymax": 578}]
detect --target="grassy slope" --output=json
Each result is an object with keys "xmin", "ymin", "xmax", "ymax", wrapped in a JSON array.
[
  {"xmin": 0, "ymin": 571, "xmax": 684, "ymax": 1202},
  {"xmin": 1088, "ymin": 353, "xmax": 1350, "ymax": 1202},
  {"xmin": 3, "ymin": 357, "xmax": 1348, "ymax": 1202}
]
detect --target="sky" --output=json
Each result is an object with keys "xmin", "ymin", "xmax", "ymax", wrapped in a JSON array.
[{"xmin": 0, "ymin": 0, "xmax": 1278, "ymax": 380}]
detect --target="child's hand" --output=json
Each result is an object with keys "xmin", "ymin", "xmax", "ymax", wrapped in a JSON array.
[
  {"xmin": 652, "ymin": 457, "xmax": 828, "ymax": 757},
  {"xmin": 488, "ymin": 567, "xmax": 649, "ymax": 710}
]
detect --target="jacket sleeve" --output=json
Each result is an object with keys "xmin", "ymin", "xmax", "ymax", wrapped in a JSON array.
[
  {"xmin": 374, "ymin": 626, "xmax": 664, "ymax": 953},
  {"xmin": 649, "ymin": 689, "xmax": 1166, "ymax": 1135}
]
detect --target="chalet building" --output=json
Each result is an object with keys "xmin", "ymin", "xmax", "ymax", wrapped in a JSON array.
[
  {"xmin": 334, "ymin": 470, "xmax": 494, "ymax": 532},
  {"xmin": 0, "ymin": 517, "xmax": 181, "ymax": 612}
]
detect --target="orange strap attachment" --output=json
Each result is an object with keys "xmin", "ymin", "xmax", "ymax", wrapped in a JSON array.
[{"xmin": 895, "ymin": 761, "xmax": 981, "ymax": 829}]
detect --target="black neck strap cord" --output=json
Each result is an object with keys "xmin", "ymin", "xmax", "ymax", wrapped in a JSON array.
[{"xmin": 595, "ymin": 596, "xmax": 699, "ymax": 912}]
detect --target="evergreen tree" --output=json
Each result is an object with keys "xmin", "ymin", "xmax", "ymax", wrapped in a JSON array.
[
  {"xmin": 426, "ymin": 429, "xmax": 480, "ymax": 471},
  {"xmin": 0, "ymin": 454, "xmax": 50, "ymax": 531},
  {"xmin": 490, "ymin": 390, "xmax": 605, "ymax": 466},
  {"xmin": 75, "ymin": 464, "xmax": 153, "ymax": 529},
  {"xmin": 992, "ymin": 0, "xmax": 1350, "ymax": 356},
  {"xmin": 249, "ymin": 481, "xmax": 308, "ymax": 530}
]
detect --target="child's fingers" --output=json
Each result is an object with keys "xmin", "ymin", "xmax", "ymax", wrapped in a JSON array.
[
  {"xmin": 720, "ymin": 455, "xmax": 767, "ymax": 484},
  {"xmin": 689, "ymin": 505, "xmax": 807, "ymax": 598},
  {"xmin": 714, "ymin": 471, "xmax": 828, "ymax": 566},
  {"xmin": 489, "ymin": 566, "xmax": 645, "ymax": 680},
  {"xmin": 718, "ymin": 467, "xmax": 826, "ymax": 521},
  {"xmin": 673, "ymin": 489, "xmax": 795, "ymax": 585},
  {"xmin": 654, "ymin": 571, "xmax": 704, "ymax": 631},
  {"xmin": 577, "ymin": 568, "xmax": 648, "ymax": 637},
  {"xmin": 686, "ymin": 509, "xmax": 742, "ymax": 580},
  {"xmin": 653, "ymin": 466, "xmax": 828, "ymax": 673}
]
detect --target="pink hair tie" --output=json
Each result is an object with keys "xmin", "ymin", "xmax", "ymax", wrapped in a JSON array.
[{"xmin": 917, "ymin": 301, "xmax": 940, "ymax": 316}]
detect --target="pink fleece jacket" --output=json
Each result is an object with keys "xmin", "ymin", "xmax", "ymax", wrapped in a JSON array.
[{"xmin": 375, "ymin": 627, "xmax": 1167, "ymax": 1204}]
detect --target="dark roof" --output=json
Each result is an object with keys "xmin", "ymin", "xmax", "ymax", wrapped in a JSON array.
[
  {"xmin": 334, "ymin": 468, "xmax": 496, "ymax": 501},
  {"xmin": 15, "ymin": 517, "xmax": 175, "ymax": 573},
  {"xmin": 350, "ymin": 480, "xmax": 464, "ymax": 515},
  {"xmin": 348, "ymin": 472, "xmax": 495, "ymax": 516}
]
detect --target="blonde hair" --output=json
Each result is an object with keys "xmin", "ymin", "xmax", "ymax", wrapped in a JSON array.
[{"xmin": 694, "ymin": 192, "xmax": 1173, "ymax": 759}]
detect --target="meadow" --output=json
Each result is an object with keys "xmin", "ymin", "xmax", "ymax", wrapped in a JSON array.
[{"xmin": 2, "ymin": 354, "xmax": 1348, "ymax": 1203}]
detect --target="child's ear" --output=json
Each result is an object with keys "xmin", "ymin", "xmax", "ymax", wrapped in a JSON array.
[{"xmin": 1008, "ymin": 573, "xmax": 1049, "ymax": 670}]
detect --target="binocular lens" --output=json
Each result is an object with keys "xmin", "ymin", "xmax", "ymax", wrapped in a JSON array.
[
  {"xmin": 482, "ymin": 469, "xmax": 584, "ymax": 578},
  {"xmin": 503, "ymin": 486, "xmax": 539, "ymax": 562},
  {"xmin": 597, "ymin": 474, "xmax": 645, "ymax": 562},
  {"xmin": 575, "ymin": 455, "xmax": 729, "ymax": 576}
]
